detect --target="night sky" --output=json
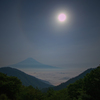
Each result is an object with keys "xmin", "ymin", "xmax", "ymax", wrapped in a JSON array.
[{"xmin": 0, "ymin": 0, "xmax": 100, "ymax": 69}]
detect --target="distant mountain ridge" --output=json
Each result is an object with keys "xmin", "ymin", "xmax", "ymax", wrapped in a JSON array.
[
  {"xmin": 9, "ymin": 57, "xmax": 56, "ymax": 69},
  {"xmin": 53, "ymin": 68, "xmax": 94, "ymax": 90},
  {"xmin": 0, "ymin": 67, "xmax": 53, "ymax": 89},
  {"xmin": 42, "ymin": 68, "xmax": 94, "ymax": 92}
]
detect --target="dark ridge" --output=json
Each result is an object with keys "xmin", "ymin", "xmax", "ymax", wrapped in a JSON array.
[{"xmin": 0, "ymin": 67, "xmax": 53, "ymax": 89}]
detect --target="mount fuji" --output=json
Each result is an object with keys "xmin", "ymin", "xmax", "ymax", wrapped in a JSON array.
[{"xmin": 9, "ymin": 58, "xmax": 57, "ymax": 69}]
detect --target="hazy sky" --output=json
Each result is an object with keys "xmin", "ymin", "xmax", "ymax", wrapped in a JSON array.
[{"xmin": 0, "ymin": 0, "xmax": 100, "ymax": 68}]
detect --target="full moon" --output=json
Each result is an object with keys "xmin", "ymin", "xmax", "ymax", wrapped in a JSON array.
[{"xmin": 58, "ymin": 13, "xmax": 66, "ymax": 22}]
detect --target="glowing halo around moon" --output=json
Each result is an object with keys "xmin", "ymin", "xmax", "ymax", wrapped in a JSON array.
[{"xmin": 58, "ymin": 13, "xmax": 66, "ymax": 22}]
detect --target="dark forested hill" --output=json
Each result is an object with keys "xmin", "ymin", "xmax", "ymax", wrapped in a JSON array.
[
  {"xmin": 0, "ymin": 67, "xmax": 53, "ymax": 89},
  {"xmin": 53, "ymin": 68, "xmax": 94, "ymax": 90},
  {"xmin": 0, "ymin": 66, "xmax": 99, "ymax": 100}
]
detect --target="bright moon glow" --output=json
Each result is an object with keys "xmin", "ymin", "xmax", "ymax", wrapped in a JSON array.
[{"xmin": 58, "ymin": 13, "xmax": 66, "ymax": 22}]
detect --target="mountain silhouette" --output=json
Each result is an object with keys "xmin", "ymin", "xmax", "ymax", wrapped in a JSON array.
[
  {"xmin": 10, "ymin": 57, "xmax": 56, "ymax": 69},
  {"xmin": 42, "ymin": 67, "xmax": 94, "ymax": 92},
  {"xmin": 53, "ymin": 68, "xmax": 94, "ymax": 90},
  {"xmin": 0, "ymin": 67, "xmax": 53, "ymax": 89}
]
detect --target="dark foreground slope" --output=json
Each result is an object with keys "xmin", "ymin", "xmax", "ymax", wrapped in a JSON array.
[
  {"xmin": 0, "ymin": 66, "xmax": 99, "ymax": 100},
  {"xmin": 52, "ymin": 68, "xmax": 94, "ymax": 90},
  {"xmin": 0, "ymin": 67, "xmax": 53, "ymax": 89}
]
